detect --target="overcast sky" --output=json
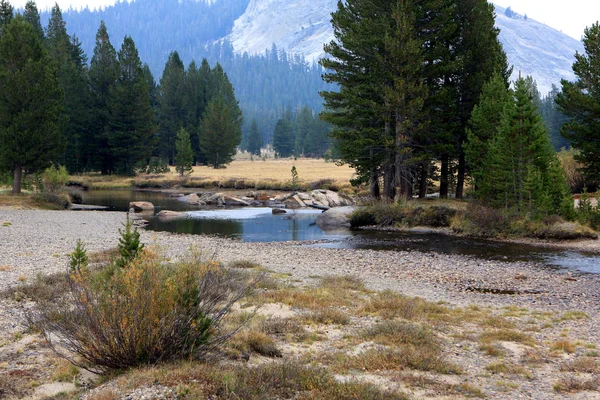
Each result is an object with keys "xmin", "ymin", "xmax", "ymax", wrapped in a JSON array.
[{"xmin": 10, "ymin": 0, "xmax": 600, "ymax": 40}]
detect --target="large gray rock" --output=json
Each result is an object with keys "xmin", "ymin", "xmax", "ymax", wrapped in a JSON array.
[
  {"xmin": 224, "ymin": 195, "xmax": 251, "ymax": 206},
  {"xmin": 310, "ymin": 190, "xmax": 353, "ymax": 208},
  {"xmin": 316, "ymin": 206, "xmax": 356, "ymax": 229},
  {"xmin": 157, "ymin": 210, "xmax": 188, "ymax": 219},
  {"xmin": 204, "ymin": 192, "xmax": 225, "ymax": 205},
  {"xmin": 177, "ymin": 193, "xmax": 205, "ymax": 206},
  {"xmin": 129, "ymin": 201, "xmax": 154, "ymax": 212}
]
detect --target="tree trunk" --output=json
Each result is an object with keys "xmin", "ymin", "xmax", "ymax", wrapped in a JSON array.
[
  {"xmin": 383, "ymin": 163, "xmax": 395, "ymax": 200},
  {"xmin": 370, "ymin": 167, "xmax": 380, "ymax": 199},
  {"xmin": 456, "ymin": 150, "xmax": 465, "ymax": 199},
  {"xmin": 419, "ymin": 162, "xmax": 428, "ymax": 199},
  {"xmin": 440, "ymin": 155, "xmax": 449, "ymax": 199},
  {"xmin": 12, "ymin": 166, "xmax": 22, "ymax": 194}
]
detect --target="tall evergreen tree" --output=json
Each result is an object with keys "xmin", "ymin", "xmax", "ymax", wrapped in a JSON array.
[
  {"xmin": 45, "ymin": 4, "xmax": 91, "ymax": 173},
  {"xmin": 556, "ymin": 22, "xmax": 600, "ymax": 181},
  {"xmin": 465, "ymin": 72, "xmax": 512, "ymax": 191},
  {"xmin": 320, "ymin": 0, "xmax": 393, "ymax": 198},
  {"xmin": 106, "ymin": 36, "xmax": 155, "ymax": 175},
  {"xmin": 454, "ymin": 0, "xmax": 510, "ymax": 198},
  {"xmin": 174, "ymin": 127, "xmax": 193, "ymax": 176},
  {"xmin": 384, "ymin": 0, "xmax": 427, "ymax": 199},
  {"xmin": 247, "ymin": 118, "xmax": 261, "ymax": 156},
  {"xmin": 199, "ymin": 96, "xmax": 242, "ymax": 168},
  {"xmin": 273, "ymin": 114, "xmax": 294, "ymax": 158},
  {"xmin": 158, "ymin": 51, "xmax": 185, "ymax": 164},
  {"xmin": 182, "ymin": 59, "xmax": 210, "ymax": 163},
  {"xmin": 0, "ymin": 17, "xmax": 65, "ymax": 193},
  {"xmin": 479, "ymin": 77, "xmax": 571, "ymax": 217},
  {"xmin": 23, "ymin": 1, "xmax": 43, "ymax": 42},
  {"xmin": 0, "ymin": 0, "xmax": 12, "ymax": 34},
  {"xmin": 88, "ymin": 21, "xmax": 119, "ymax": 174}
]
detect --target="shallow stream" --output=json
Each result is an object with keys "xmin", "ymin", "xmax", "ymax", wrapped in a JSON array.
[{"xmin": 82, "ymin": 189, "xmax": 600, "ymax": 273}]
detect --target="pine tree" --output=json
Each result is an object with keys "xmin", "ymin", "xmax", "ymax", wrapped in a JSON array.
[
  {"xmin": 182, "ymin": 59, "xmax": 210, "ymax": 163},
  {"xmin": 273, "ymin": 116, "xmax": 294, "ymax": 158},
  {"xmin": 556, "ymin": 22, "xmax": 600, "ymax": 180},
  {"xmin": 465, "ymin": 73, "xmax": 512, "ymax": 190},
  {"xmin": 454, "ymin": 0, "xmax": 510, "ymax": 198},
  {"xmin": 385, "ymin": 0, "xmax": 427, "ymax": 199},
  {"xmin": 0, "ymin": 0, "xmax": 12, "ymax": 34},
  {"xmin": 199, "ymin": 96, "xmax": 242, "ymax": 168},
  {"xmin": 88, "ymin": 21, "xmax": 119, "ymax": 174},
  {"xmin": 175, "ymin": 128, "xmax": 193, "ymax": 176},
  {"xmin": 320, "ymin": 0, "xmax": 391, "ymax": 198},
  {"xmin": 45, "ymin": 4, "xmax": 91, "ymax": 173},
  {"xmin": 0, "ymin": 17, "xmax": 66, "ymax": 193},
  {"xmin": 106, "ymin": 36, "xmax": 156, "ymax": 175},
  {"xmin": 23, "ymin": 0, "xmax": 43, "ymax": 42},
  {"xmin": 480, "ymin": 77, "xmax": 571, "ymax": 217},
  {"xmin": 115, "ymin": 215, "xmax": 144, "ymax": 268},
  {"xmin": 247, "ymin": 118, "xmax": 262, "ymax": 156},
  {"xmin": 158, "ymin": 51, "xmax": 186, "ymax": 164}
]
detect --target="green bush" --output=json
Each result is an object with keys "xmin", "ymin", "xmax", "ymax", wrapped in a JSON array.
[{"xmin": 41, "ymin": 165, "xmax": 69, "ymax": 194}]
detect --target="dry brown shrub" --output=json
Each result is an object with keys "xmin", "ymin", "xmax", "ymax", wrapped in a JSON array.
[{"xmin": 28, "ymin": 249, "xmax": 258, "ymax": 373}]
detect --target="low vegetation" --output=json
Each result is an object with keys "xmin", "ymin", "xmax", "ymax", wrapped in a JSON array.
[
  {"xmin": 1, "ymin": 222, "xmax": 598, "ymax": 398},
  {"xmin": 351, "ymin": 198, "xmax": 599, "ymax": 240}
]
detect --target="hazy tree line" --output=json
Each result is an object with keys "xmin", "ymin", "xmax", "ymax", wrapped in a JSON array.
[
  {"xmin": 41, "ymin": 0, "xmax": 336, "ymax": 151},
  {"xmin": 0, "ymin": 1, "xmax": 243, "ymax": 193},
  {"xmin": 270, "ymin": 106, "xmax": 332, "ymax": 158}
]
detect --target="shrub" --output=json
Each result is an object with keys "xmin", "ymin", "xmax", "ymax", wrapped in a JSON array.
[
  {"xmin": 41, "ymin": 165, "xmax": 69, "ymax": 194},
  {"xmin": 29, "ymin": 249, "xmax": 257, "ymax": 373},
  {"xmin": 416, "ymin": 206, "xmax": 456, "ymax": 227},
  {"xmin": 67, "ymin": 188, "xmax": 84, "ymax": 204},
  {"xmin": 31, "ymin": 192, "xmax": 70, "ymax": 209},
  {"xmin": 453, "ymin": 203, "xmax": 510, "ymax": 238}
]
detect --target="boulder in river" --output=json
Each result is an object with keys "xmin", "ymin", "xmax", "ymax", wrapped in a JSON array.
[
  {"xmin": 204, "ymin": 192, "xmax": 225, "ymax": 206},
  {"xmin": 316, "ymin": 206, "xmax": 356, "ymax": 229},
  {"xmin": 224, "ymin": 195, "xmax": 251, "ymax": 206},
  {"xmin": 272, "ymin": 208, "xmax": 286, "ymax": 215},
  {"xmin": 177, "ymin": 193, "xmax": 205, "ymax": 206},
  {"xmin": 129, "ymin": 201, "xmax": 154, "ymax": 212},
  {"xmin": 157, "ymin": 210, "xmax": 188, "ymax": 219}
]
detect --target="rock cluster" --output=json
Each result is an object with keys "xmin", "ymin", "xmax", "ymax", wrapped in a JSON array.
[{"xmin": 175, "ymin": 190, "xmax": 353, "ymax": 210}]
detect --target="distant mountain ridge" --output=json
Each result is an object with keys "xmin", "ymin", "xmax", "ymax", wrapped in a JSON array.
[{"xmin": 227, "ymin": 1, "xmax": 584, "ymax": 94}]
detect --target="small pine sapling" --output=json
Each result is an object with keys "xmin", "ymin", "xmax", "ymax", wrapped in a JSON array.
[
  {"xmin": 69, "ymin": 239, "xmax": 88, "ymax": 273},
  {"xmin": 290, "ymin": 165, "xmax": 300, "ymax": 190},
  {"xmin": 116, "ymin": 216, "xmax": 145, "ymax": 268}
]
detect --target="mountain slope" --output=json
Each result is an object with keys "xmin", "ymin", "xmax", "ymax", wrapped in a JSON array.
[{"xmin": 227, "ymin": 1, "xmax": 584, "ymax": 94}]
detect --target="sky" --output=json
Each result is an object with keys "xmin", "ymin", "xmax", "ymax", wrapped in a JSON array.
[{"xmin": 9, "ymin": 0, "xmax": 600, "ymax": 41}]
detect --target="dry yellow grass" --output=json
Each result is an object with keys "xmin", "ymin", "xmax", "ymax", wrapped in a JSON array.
[
  {"xmin": 71, "ymin": 158, "xmax": 357, "ymax": 191},
  {"xmin": 189, "ymin": 158, "xmax": 355, "ymax": 185}
]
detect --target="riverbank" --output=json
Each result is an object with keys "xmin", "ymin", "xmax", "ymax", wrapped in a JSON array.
[{"xmin": 1, "ymin": 210, "xmax": 600, "ymax": 399}]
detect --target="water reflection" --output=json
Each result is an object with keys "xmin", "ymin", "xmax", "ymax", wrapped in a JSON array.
[
  {"xmin": 81, "ymin": 190, "xmax": 600, "ymax": 273},
  {"xmin": 145, "ymin": 208, "xmax": 348, "ymax": 242}
]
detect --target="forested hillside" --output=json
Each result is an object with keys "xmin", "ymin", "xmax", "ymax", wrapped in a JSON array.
[{"xmin": 40, "ymin": 0, "xmax": 335, "ymax": 142}]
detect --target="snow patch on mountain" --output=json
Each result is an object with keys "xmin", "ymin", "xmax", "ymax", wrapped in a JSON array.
[{"xmin": 227, "ymin": 0, "xmax": 583, "ymax": 94}]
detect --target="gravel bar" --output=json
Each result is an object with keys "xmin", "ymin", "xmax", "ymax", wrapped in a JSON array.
[{"xmin": 1, "ymin": 209, "xmax": 600, "ymax": 314}]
